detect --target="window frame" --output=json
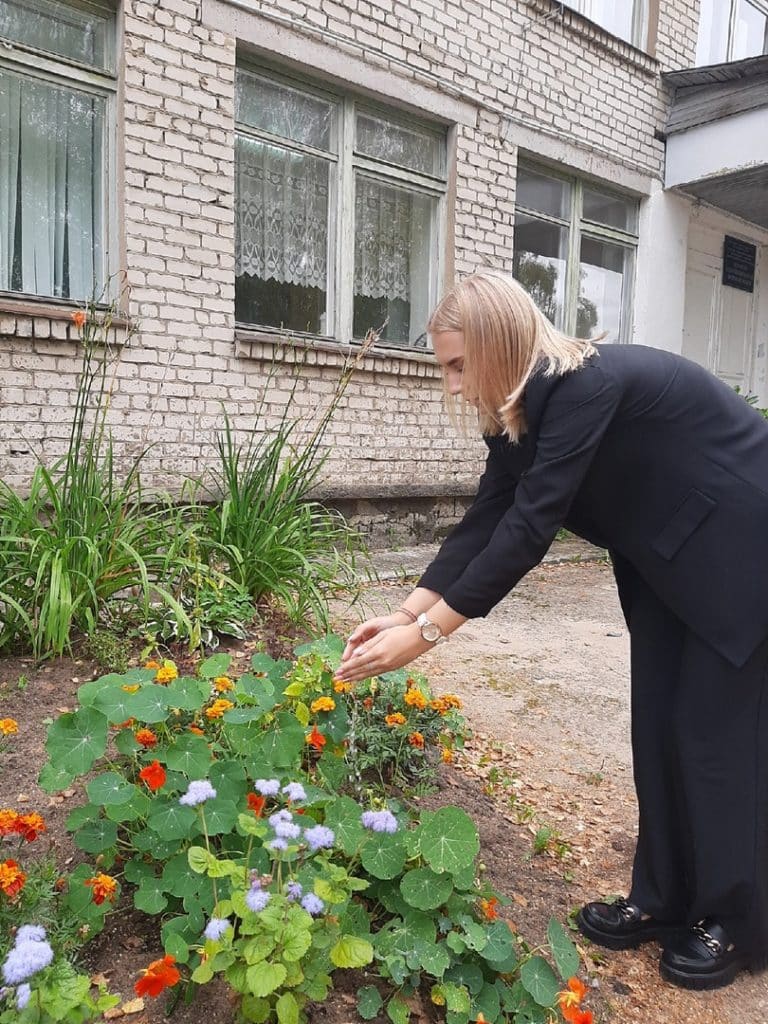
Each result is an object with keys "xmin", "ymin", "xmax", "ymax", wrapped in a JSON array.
[
  {"xmin": 696, "ymin": 0, "xmax": 768, "ymax": 65},
  {"xmin": 561, "ymin": 0, "xmax": 650, "ymax": 50},
  {"xmin": 0, "ymin": 0, "xmax": 117, "ymax": 306},
  {"xmin": 234, "ymin": 61, "xmax": 448, "ymax": 350},
  {"xmin": 514, "ymin": 163, "xmax": 639, "ymax": 345}
]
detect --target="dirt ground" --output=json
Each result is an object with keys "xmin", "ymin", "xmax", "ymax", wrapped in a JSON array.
[{"xmin": 2, "ymin": 553, "xmax": 768, "ymax": 1023}]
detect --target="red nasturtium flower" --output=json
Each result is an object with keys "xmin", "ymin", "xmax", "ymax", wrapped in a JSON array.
[
  {"xmin": 85, "ymin": 873, "xmax": 118, "ymax": 906},
  {"xmin": 71, "ymin": 310, "xmax": 86, "ymax": 330},
  {"xmin": 306, "ymin": 724, "xmax": 326, "ymax": 751},
  {"xmin": 135, "ymin": 954, "xmax": 181, "ymax": 998},
  {"xmin": 479, "ymin": 897, "xmax": 499, "ymax": 921},
  {"xmin": 559, "ymin": 977, "xmax": 591, "ymax": 1024},
  {"xmin": 139, "ymin": 760, "xmax": 167, "ymax": 792},
  {"xmin": 135, "ymin": 728, "xmax": 158, "ymax": 748},
  {"xmin": 0, "ymin": 859, "xmax": 26, "ymax": 899},
  {"xmin": 247, "ymin": 793, "xmax": 266, "ymax": 817}
]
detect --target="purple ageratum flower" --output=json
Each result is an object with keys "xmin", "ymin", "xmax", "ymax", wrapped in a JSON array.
[
  {"xmin": 282, "ymin": 782, "xmax": 307, "ymax": 802},
  {"xmin": 15, "ymin": 926, "xmax": 47, "ymax": 946},
  {"xmin": 361, "ymin": 809, "xmax": 398, "ymax": 834},
  {"xmin": 179, "ymin": 780, "xmax": 217, "ymax": 806},
  {"xmin": 268, "ymin": 837, "xmax": 288, "ymax": 851},
  {"xmin": 303, "ymin": 825, "xmax": 335, "ymax": 851},
  {"xmin": 254, "ymin": 779, "xmax": 281, "ymax": 796},
  {"xmin": 273, "ymin": 820, "xmax": 301, "ymax": 840},
  {"xmin": 285, "ymin": 881, "xmax": 303, "ymax": 902},
  {"xmin": 268, "ymin": 810, "xmax": 293, "ymax": 827},
  {"xmin": 2, "ymin": 939, "xmax": 54, "ymax": 985},
  {"xmin": 16, "ymin": 984, "xmax": 32, "ymax": 1010},
  {"xmin": 246, "ymin": 887, "xmax": 271, "ymax": 913},
  {"xmin": 301, "ymin": 893, "xmax": 325, "ymax": 916},
  {"xmin": 203, "ymin": 917, "xmax": 230, "ymax": 941}
]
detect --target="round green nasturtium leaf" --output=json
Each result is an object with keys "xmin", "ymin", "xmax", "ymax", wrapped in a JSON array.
[
  {"xmin": 114, "ymin": 728, "xmax": 139, "ymax": 756},
  {"xmin": 164, "ymin": 734, "xmax": 213, "ymax": 778},
  {"xmin": 547, "ymin": 916, "xmax": 580, "ymax": 980},
  {"xmin": 445, "ymin": 963, "xmax": 484, "ymax": 995},
  {"xmin": 330, "ymin": 935, "xmax": 374, "ymax": 969},
  {"xmin": 460, "ymin": 920, "xmax": 488, "ymax": 952},
  {"xmin": 134, "ymin": 877, "xmax": 169, "ymax": 915},
  {"xmin": 257, "ymin": 711, "xmax": 306, "ymax": 767},
  {"xmin": 199, "ymin": 653, "xmax": 232, "ymax": 679},
  {"xmin": 124, "ymin": 858, "xmax": 155, "ymax": 885},
  {"xmin": 360, "ymin": 832, "xmax": 408, "ymax": 880},
  {"xmin": 473, "ymin": 981, "xmax": 502, "ymax": 1023},
  {"xmin": 163, "ymin": 929, "xmax": 191, "ymax": 964},
  {"xmin": 76, "ymin": 674, "xmax": 130, "ymax": 706},
  {"xmin": 246, "ymin": 962, "xmax": 287, "ymax": 998},
  {"xmin": 74, "ymin": 818, "xmax": 118, "ymax": 854},
  {"xmin": 201, "ymin": 798, "xmax": 238, "ymax": 836},
  {"xmin": 386, "ymin": 996, "xmax": 410, "ymax": 1024},
  {"xmin": 410, "ymin": 937, "xmax": 450, "ymax": 978},
  {"xmin": 105, "ymin": 789, "xmax": 150, "ymax": 823},
  {"xmin": 125, "ymin": 685, "xmax": 171, "ymax": 724},
  {"xmin": 147, "ymin": 798, "xmax": 198, "ymax": 840},
  {"xmin": 162, "ymin": 912, "xmax": 202, "ymax": 952},
  {"xmin": 357, "ymin": 986, "xmax": 384, "ymax": 1021},
  {"xmin": 65, "ymin": 804, "xmax": 98, "ymax": 831},
  {"xmin": 275, "ymin": 992, "xmax": 300, "ymax": 1024},
  {"xmin": 38, "ymin": 760, "xmax": 76, "ymax": 793},
  {"xmin": 46, "ymin": 707, "xmax": 108, "ymax": 776},
  {"xmin": 400, "ymin": 867, "xmax": 453, "ymax": 910},
  {"xmin": 162, "ymin": 853, "xmax": 202, "ymax": 897},
  {"xmin": 210, "ymin": 760, "xmax": 247, "ymax": 803},
  {"xmin": 520, "ymin": 955, "xmax": 560, "ymax": 1007},
  {"xmin": 164, "ymin": 676, "xmax": 210, "ymax": 711},
  {"xmin": 87, "ymin": 772, "xmax": 137, "ymax": 806},
  {"xmin": 481, "ymin": 919, "xmax": 516, "ymax": 966},
  {"xmin": 91, "ymin": 683, "xmax": 137, "ymax": 724},
  {"xmin": 419, "ymin": 807, "xmax": 479, "ymax": 874},
  {"xmin": 222, "ymin": 707, "xmax": 267, "ymax": 725}
]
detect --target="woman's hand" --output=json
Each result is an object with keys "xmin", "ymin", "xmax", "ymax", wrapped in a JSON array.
[
  {"xmin": 335, "ymin": 624, "xmax": 432, "ymax": 683},
  {"xmin": 341, "ymin": 613, "xmax": 411, "ymax": 663}
]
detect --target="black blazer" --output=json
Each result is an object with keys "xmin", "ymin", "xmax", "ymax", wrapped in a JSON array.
[{"xmin": 419, "ymin": 344, "xmax": 768, "ymax": 668}]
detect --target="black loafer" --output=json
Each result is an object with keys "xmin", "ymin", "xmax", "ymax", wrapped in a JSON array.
[
  {"xmin": 660, "ymin": 920, "xmax": 751, "ymax": 990},
  {"xmin": 577, "ymin": 896, "xmax": 681, "ymax": 950}
]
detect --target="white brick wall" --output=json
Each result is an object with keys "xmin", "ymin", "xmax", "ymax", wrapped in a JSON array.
[{"xmin": 0, "ymin": 0, "xmax": 701, "ymax": 525}]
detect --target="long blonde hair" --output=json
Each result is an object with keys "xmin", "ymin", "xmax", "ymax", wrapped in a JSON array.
[{"xmin": 427, "ymin": 271, "xmax": 598, "ymax": 441}]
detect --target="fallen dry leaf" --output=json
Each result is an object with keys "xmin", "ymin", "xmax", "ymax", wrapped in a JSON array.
[
  {"xmin": 90, "ymin": 972, "xmax": 110, "ymax": 987},
  {"xmin": 120, "ymin": 997, "xmax": 145, "ymax": 1014},
  {"xmin": 102, "ymin": 1009, "xmax": 123, "ymax": 1020}
]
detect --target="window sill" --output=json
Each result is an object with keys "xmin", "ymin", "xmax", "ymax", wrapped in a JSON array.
[
  {"xmin": 234, "ymin": 327, "xmax": 442, "ymax": 378},
  {"xmin": 0, "ymin": 296, "xmax": 130, "ymax": 343},
  {"xmin": 525, "ymin": 0, "xmax": 660, "ymax": 76}
]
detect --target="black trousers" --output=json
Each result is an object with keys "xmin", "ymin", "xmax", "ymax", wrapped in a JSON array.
[{"xmin": 614, "ymin": 559, "xmax": 768, "ymax": 963}]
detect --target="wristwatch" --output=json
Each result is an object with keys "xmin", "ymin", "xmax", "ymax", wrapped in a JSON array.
[{"xmin": 416, "ymin": 612, "xmax": 445, "ymax": 644}]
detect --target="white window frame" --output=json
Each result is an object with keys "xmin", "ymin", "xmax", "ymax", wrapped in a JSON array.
[
  {"xmin": 514, "ymin": 163, "xmax": 639, "ymax": 344},
  {"xmin": 0, "ymin": 0, "xmax": 117, "ymax": 305},
  {"xmin": 714, "ymin": 0, "xmax": 768, "ymax": 63},
  {"xmin": 561, "ymin": 0, "xmax": 649, "ymax": 49},
  {"xmin": 235, "ymin": 63, "xmax": 447, "ymax": 350}
]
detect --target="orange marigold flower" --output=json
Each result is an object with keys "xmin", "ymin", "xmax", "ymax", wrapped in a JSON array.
[
  {"xmin": 155, "ymin": 664, "xmax": 178, "ymax": 685},
  {"xmin": 135, "ymin": 954, "xmax": 181, "ymax": 998},
  {"xmin": 121, "ymin": 683, "xmax": 140, "ymax": 693},
  {"xmin": 188, "ymin": 725, "xmax": 205, "ymax": 735},
  {"xmin": 213, "ymin": 675, "xmax": 234, "ymax": 693},
  {"xmin": 430, "ymin": 698, "xmax": 449, "ymax": 714},
  {"xmin": 408, "ymin": 731, "xmax": 425, "ymax": 748},
  {"xmin": 247, "ymin": 793, "xmax": 266, "ymax": 817},
  {"xmin": 306, "ymin": 724, "xmax": 326, "ymax": 751},
  {"xmin": 385, "ymin": 713, "xmax": 406, "ymax": 727},
  {"xmin": 479, "ymin": 896, "xmax": 499, "ymax": 921},
  {"xmin": 85, "ymin": 873, "xmax": 118, "ymax": 906},
  {"xmin": 404, "ymin": 689, "xmax": 427, "ymax": 709},
  {"xmin": 16, "ymin": 813, "xmax": 46, "ymax": 842},
  {"xmin": 205, "ymin": 698, "xmax": 234, "ymax": 719},
  {"xmin": 0, "ymin": 810, "xmax": 19, "ymax": 836},
  {"xmin": 71, "ymin": 310, "xmax": 86, "ymax": 329},
  {"xmin": 441, "ymin": 746, "xmax": 454, "ymax": 764},
  {"xmin": 0, "ymin": 718, "xmax": 18, "ymax": 735},
  {"xmin": 442, "ymin": 694, "xmax": 463, "ymax": 709},
  {"xmin": 144, "ymin": 659, "xmax": 161, "ymax": 670},
  {"xmin": 310, "ymin": 696, "xmax": 336, "ymax": 713},
  {"xmin": 139, "ymin": 760, "xmax": 166, "ymax": 792},
  {"xmin": 135, "ymin": 728, "xmax": 158, "ymax": 748},
  {"xmin": 333, "ymin": 680, "xmax": 353, "ymax": 693},
  {"xmin": 362, "ymin": 697, "xmax": 374, "ymax": 710},
  {"xmin": 0, "ymin": 859, "xmax": 26, "ymax": 899}
]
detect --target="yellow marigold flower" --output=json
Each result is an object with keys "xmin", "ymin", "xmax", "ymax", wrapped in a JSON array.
[
  {"xmin": 385, "ymin": 713, "xmax": 406, "ymax": 727},
  {"xmin": 0, "ymin": 718, "xmax": 18, "ymax": 735},
  {"xmin": 404, "ymin": 689, "xmax": 427, "ymax": 710},
  {"xmin": 442, "ymin": 694, "xmax": 463, "ymax": 709},
  {"xmin": 85, "ymin": 873, "xmax": 118, "ymax": 905},
  {"xmin": 205, "ymin": 699, "xmax": 234, "ymax": 719},
  {"xmin": 408, "ymin": 731, "xmax": 425, "ymax": 748},
  {"xmin": 155, "ymin": 664, "xmax": 178, "ymax": 685},
  {"xmin": 430, "ymin": 698, "xmax": 449, "ymax": 714},
  {"xmin": 213, "ymin": 676, "xmax": 234, "ymax": 693},
  {"xmin": 333, "ymin": 680, "xmax": 353, "ymax": 693},
  {"xmin": 441, "ymin": 746, "xmax": 454, "ymax": 763},
  {"xmin": 310, "ymin": 696, "xmax": 336, "ymax": 713}
]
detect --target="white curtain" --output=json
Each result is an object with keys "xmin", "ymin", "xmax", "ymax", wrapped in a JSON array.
[
  {"xmin": 235, "ymin": 136, "xmax": 328, "ymax": 289},
  {"xmin": 354, "ymin": 177, "xmax": 411, "ymax": 302},
  {"xmin": 0, "ymin": 71, "xmax": 100, "ymax": 298}
]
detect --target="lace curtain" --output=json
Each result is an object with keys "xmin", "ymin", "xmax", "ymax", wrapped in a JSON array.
[
  {"xmin": 0, "ymin": 72, "xmax": 102, "ymax": 299},
  {"xmin": 235, "ymin": 138, "xmax": 329, "ymax": 290},
  {"xmin": 353, "ymin": 177, "xmax": 411, "ymax": 303}
]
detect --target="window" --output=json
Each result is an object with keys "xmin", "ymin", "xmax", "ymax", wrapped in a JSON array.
[
  {"xmin": 561, "ymin": 0, "xmax": 649, "ymax": 49},
  {"xmin": 513, "ymin": 166, "xmax": 639, "ymax": 344},
  {"xmin": 235, "ymin": 67, "xmax": 446, "ymax": 348},
  {"xmin": 696, "ymin": 0, "xmax": 768, "ymax": 65},
  {"xmin": 0, "ymin": 0, "xmax": 115, "ymax": 302}
]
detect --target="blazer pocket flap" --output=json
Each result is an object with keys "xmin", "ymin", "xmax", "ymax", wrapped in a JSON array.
[{"xmin": 652, "ymin": 489, "xmax": 717, "ymax": 560}]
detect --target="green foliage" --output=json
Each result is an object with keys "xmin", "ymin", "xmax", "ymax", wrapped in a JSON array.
[
  {"xmin": 735, "ymin": 386, "xmax": 768, "ymax": 419},
  {"xmin": 34, "ymin": 638, "xmax": 583, "ymax": 1023}
]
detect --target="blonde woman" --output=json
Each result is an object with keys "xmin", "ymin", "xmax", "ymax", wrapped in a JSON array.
[{"xmin": 336, "ymin": 270, "xmax": 768, "ymax": 990}]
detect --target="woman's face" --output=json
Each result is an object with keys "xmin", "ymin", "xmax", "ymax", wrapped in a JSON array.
[{"xmin": 431, "ymin": 330, "xmax": 470, "ymax": 400}]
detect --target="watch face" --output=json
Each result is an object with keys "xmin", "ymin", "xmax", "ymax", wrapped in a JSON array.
[{"xmin": 421, "ymin": 621, "xmax": 442, "ymax": 642}]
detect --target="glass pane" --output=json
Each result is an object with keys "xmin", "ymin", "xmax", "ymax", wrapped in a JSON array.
[
  {"xmin": 236, "ymin": 70, "xmax": 336, "ymax": 152},
  {"xmin": 578, "ymin": 236, "xmax": 632, "ymax": 343},
  {"xmin": 563, "ymin": 0, "xmax": 636, "ymax": 44},
  {"xmin": 582, "ymin": 188, "xmax": 637, "ymax": 232},
  {"xmin": 0, "ymin": 0, "xmax": 112, "ymax": 70},
  {"xmin": 355, "ymin": 114, "xmax": 443, "ymax": 176},
  {"xmin": 0, "ymin": 69, "xmax": 105, "ymax": 300},
  {"xmin": 353, "ymin": 176, "xmax": 435, "ymax": 347},
  {"xmin": 516, "ymin": 168, "xmax": 571, "ymax": 221},
  {"xmin": 513, "ymin": 213, "xmax": 568, "ymax": 328},
  {"xmin": 235, "ymin": 136, "xmax": 331, "ymax": 334},
  {"xmin": 733, "ymin": 0, "xmax": 768, "ymax": 59},
  {"xmin": 695, "ymin": 0, "xmax": 730, "ymax": 64}
]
